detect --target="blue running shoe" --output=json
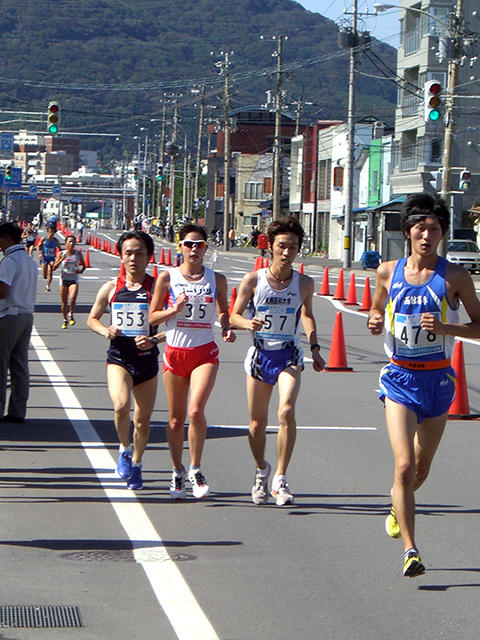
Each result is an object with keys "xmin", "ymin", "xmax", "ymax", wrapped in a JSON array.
[
  {"xmin": 116, "ymin": 450, "xmax": 132, "ymax": 479},
  {"xmin": 127, "ymin": 465, "xmax": 143, "ymax": 490}
]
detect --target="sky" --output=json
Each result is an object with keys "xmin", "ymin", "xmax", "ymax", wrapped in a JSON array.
[{"xmin": 296, "ymin": 1, "xmax": 401, "ymax": 47}]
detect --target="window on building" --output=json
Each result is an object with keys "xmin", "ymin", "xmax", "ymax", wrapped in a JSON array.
[
  {"xmin": 317, "ymin": 159, "xmax": 332, "ymax": 200},
  {"xmin": 244, "ymin": 182, "xmax": 264, "ymax": 200},
  {"xmin": 244, "ymin": 216, "xmax": 259, "ymax": 226},
  {"xmin": 431, "ymin": 138, "xmax": 442, "ymax": 164}
]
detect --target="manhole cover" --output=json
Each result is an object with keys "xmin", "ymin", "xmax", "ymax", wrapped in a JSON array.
[{"xmin": 60, "ymin": 550, "xmax": 196, "ymax": 562}]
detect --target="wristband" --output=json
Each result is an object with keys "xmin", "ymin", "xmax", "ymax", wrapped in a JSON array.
[
  {"xmin": 310, "ymin": 343, "xmax": 320, "ymax": 351},
  {"xmin": 150, "ymin": 336, "xmax": 159, "ymax": 345},
  {"xmin": 222, "ymin": 326, "xmax": 231, "ymax": 334}
]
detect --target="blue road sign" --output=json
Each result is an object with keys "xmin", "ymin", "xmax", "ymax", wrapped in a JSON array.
[
  {"xmin": 0, "ymin": 134, "xmax": 14, "ymax": 152},
  {"xmin": 52, "ymin": 184, "xmax": 62, "ymax": 198},
  {"xmin": 29, "ymin": 183, "xmax": 38, "ymax": 196}
]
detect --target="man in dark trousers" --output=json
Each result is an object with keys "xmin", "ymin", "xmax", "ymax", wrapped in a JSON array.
[{"xmin": 0, "ymin": 222, "xmax": 37, "ymax": 423}]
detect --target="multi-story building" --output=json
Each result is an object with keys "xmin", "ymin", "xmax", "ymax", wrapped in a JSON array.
[{"xmin": 391, "ymin": 0, "xmax": 480, "ymax": 224}]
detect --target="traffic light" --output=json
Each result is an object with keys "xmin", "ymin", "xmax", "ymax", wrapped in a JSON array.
[
  {"xmin": 5, "ymin": 165, "xmax": 12, "ymax": 181},
  {"xmin": 156, "ymin": 165, "xmax": 163, "ymax": 182},
  {"xmin": 424, "ymin": 80, "xmax": 442, "ymax": 123},
  {"xmin": 47, "ymin": 101, "xmax": 60, "ymax": 135},
  {"xmin": 459, "ymin": 169, "xmax": 471, "ymax": 191},
  {"xmin": 133, "ymin": 167, "xmax": 138, "ymax": 180}
]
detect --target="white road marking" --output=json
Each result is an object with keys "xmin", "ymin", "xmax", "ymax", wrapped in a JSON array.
[
  {"xmin": 30, "ymin": 327, "xmax": 219, "ymax": 640},
  {"xmin": 148, "ymin": 423, "xmax": 377, "ymax": 431}
]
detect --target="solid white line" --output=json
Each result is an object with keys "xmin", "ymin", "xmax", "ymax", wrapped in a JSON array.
[{"xmin": 30, "ymin": 327, "xmax": 219, "ymax": 640}]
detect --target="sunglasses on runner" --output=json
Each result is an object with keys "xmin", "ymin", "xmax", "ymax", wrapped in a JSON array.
[{"xmin": 181, "ymin": 240, "xmax": 207, "ymax": 249}]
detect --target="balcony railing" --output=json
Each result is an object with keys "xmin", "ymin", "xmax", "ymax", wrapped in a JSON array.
[
  {"xmin": 401, "ymin": 151, "xmax": 417, "ymax": 171},
  {"xmin": 402, "ymin": 94, "xmax": 420, "ymax": 117},
  {"xmin": 404, "ymin": 29, "xmax": 420, "ymax": 56}
]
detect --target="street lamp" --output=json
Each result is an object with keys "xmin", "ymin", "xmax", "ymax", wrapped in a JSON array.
[{"xmin": 373, "ymin": 3, "xmax": 452, "ymax": 34}]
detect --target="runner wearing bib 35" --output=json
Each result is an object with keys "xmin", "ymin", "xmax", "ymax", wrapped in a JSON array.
[
  {"xmin": 149, "ymin": 223, "xmax": 236, "ymax": 501},
  {"xmin": 230, "ymin": 217, "xmax": 325, "ymax": 507},
  {"xmin": 368, "ymin": 193, "xmax": 480, "ymax": 578},
  {"xmin": 88, "ymin": 231, "xmax": 163, "ymax": 491}
]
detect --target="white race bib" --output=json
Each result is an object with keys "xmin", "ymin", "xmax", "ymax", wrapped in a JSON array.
[
  {"xmin": 111, "ymin": 302, "xmax": 149, "ymax": 336},
  {"xmin": 256, "ymin": 305, "xmax": 296, "ymax": 342},
  {"xmin": 394, "ymin": 312, "xmax": 444, "ymax": 357}
]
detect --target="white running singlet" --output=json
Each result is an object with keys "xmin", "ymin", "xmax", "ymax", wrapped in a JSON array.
[{"xmin": 165, "ymin": 267, "xmax": 217, "ymax": 348}]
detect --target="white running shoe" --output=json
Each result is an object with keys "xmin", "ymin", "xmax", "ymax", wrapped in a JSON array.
[
  {"xmin": 251, "ymin": 461, "xmax": 271, "ymax": 505},
  {"xmin": 170, "ymin": 466, "xmax": 187, "ymax": 500},
  {"xmin": 271, "ymin": 480, "xmax": 294, "ymax": 506},
  {"xmin": 188, "ymin": 469, "xmax": 210, "ymax": 499}
]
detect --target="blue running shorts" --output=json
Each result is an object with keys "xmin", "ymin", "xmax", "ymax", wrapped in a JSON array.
[
  {"xmin": 379, "ymin": 363, "xmax": 456, "ymax": 422},
  {"xmin": 244, "ymin": 345, "xmax": 304, "ymax": 386}
]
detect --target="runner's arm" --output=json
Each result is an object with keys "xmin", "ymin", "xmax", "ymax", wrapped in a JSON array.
[
  {"xmin": 87, "ymin": 280, "xmax": 121, "ymax": 340},
  {"xmin": 230, "ymin": 272, "xmax": 263, "ymax": 331},
  {"xmin": 367, "ymin": 262, "xmax": 393, "ymax": 335},
  {"xmin": 300, "ymin": 275, "xmax": 325, "ymax": 372},
  {"xmin": 421, "ymin": 265, "xmax": 480, "ymax": 339},
  {"xmin": 148, "ymin": 270, "xmax": 186, "ymax": 326},
  {"xmin": 215, "ymin": 272, "xmax": 236, "ymax": 342}
]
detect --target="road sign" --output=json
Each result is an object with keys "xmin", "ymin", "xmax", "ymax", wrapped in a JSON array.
[
  {"xmin": 0, "ymin": 134, "xmax": 14, "ymax": 152},
  {"xmin": 9, "ymin": 194, "xmax": 37, "ymax": 200},
  {"xmin": 52, "ymin": 184, "xmax": 62, "ymax": 198},
  {"xmin": 2, "ymin": 167, "xmax": 22, "ymax": 188},
  {"xmin": 29, "ymin": 183, "xmax": 38, "ymax": 196}
]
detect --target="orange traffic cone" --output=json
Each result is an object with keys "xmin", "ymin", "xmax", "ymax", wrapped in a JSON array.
[
  {"xmin": 150, "ymin": 252, "xmax": 155, "ymax": 264},
  {"xmin": 165, "ymin": 248, "xmax": 172, "ymax": 266},
  {"xmin": 254, "ymin": 257, "xmax": 262, "ymax": 271},
  {"xmin": 84, "ymin": 250, "xmax": 91, "ymax": 268},
  {"xmin": 449, "ymin": 341, "xmax": 480, "ymax": 419},
  {"xmin": 358, "ymin": 277, "xmax": 372, "ymax": 312},
  {"xmin": 345, "ymin": 272, "xmax": 358, "ymax": 306},
  {"xmin": 325, "ymin": 312, "xmax": 353, "ymax": 371},
  {"xmin": 228, "ymin": 286, "xmax": 237, "ymax": 315},
  {"xmin": 333, "ymin": 269, "xmax": 346, "ymax": 301},
  {"xmin": 119, "ymin": 262, "xmax": 126, "ymax": 278},
  {"xmin": 159, "ymin": 248, "xmax": 165, "ymax": 265},
  {"xmin": 319, "ymin": 267, "xmax": 331, "ymax": 296},
  {"xmin": 298, "ymin": 263, "xmax": 304, "ymax": 274},
  {"xmin": 152, "ymin": 264, "xmax": 158, "ymax": 278},
  {"xmin": 264, "ymin": 258, "xmax": 269, "ymax": 268}
]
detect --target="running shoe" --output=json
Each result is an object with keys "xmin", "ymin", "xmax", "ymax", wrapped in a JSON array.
[
  {"xmin": 45, "ymin": 285, "xmax": 50, "ymax": 292},
  {"xmin": 116, "ymin": 450, "xmax": 132, "ymax": 479},
  {"xmin": 271, "ymin": 479, "xmax": 294, "ymax": 506},
  {"xmin": 127, "ymin": 465, "xmax": 143, "ymax": 490},
  {"xmin": 188, "ymin": 469, "xmax": 210, "ymax": 499},
  {"xmin": 251, "ymin": 461, "xmax": 271, "ymax": 505},
  {"xmin": 61, "ymin": 320, "xmax": 68, "ymax": 329},
  {"xmin": 385, "ymin": 507, "xmax": 401, "ymax": 538},
  {"xmin": 69, "ymin": 316, "xmax": 75, "ymax": 326},
  {"xmin": 170, "ymin": 466, "xmax": 187, "ymax": 500},
  {"xmin": 403, "ymin": 549, "xmax": 425, "ymax": 577}
]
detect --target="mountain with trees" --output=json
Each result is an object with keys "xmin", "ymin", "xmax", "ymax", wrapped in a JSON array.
[{"xmin": 0, "ymin": 0, "xmax": 398, "ymax": 162}]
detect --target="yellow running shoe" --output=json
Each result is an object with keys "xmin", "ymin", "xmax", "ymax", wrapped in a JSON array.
[
  {"xmin": 385, "ymin": 507, "xmax": 401, "ymax": 538},
  {"xmin": 61, "ymin": 320, "xmax": 68, "ymax": 329},
  {"xmin": 69, "ymin": 316, "xmax": 75, "ymax": 326},
  {"xmin": 403, "ymin": 549, "xmax": 425, "ymax": 577}
]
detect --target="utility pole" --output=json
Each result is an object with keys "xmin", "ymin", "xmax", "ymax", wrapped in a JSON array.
[
  {"xmin": 194, "ymin": 85, "xmax": 205, "ymax": 219},
  {"xmin": 169, "ymin": 97, "xmax": 179, "ymax": 225},
  {"xmin": 157, "ymin": 101, "xmax": 166, "ymax": 221},
  {"xmin": 343, "ymin": 0, "xmax": 358, "ymax": 269},
  {"xmin": 295, "ymin": 94, "xmax": 303, "ymax": 137},
  {"xmin": 219, "ymin": 52, "xmax": 232, "ymax": 252},
  {"xmin": 182, "ymin": 133, "xmax": 188, "ymax": 219},
  {"xmin": 440, "ymin": 0, "xmax": 464, "ymax": 216},
  {"xmin": 273, "ymin": 34, "xmax": 284, "ymax": 221}
]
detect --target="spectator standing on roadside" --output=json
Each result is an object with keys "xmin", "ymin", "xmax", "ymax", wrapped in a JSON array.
[{"xmin": 0, "ymin": 222, "xmax": 37, "ymax": 424}]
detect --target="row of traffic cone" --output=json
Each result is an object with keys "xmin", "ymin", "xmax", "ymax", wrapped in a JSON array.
[{"xmin": 318, "ymin": 267, "xmax": 372, "ymax": 312}]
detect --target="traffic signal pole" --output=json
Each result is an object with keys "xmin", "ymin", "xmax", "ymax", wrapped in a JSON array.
[{"xmin": 440, "ymin": 0, "xmax": 463, "ymax": 216}]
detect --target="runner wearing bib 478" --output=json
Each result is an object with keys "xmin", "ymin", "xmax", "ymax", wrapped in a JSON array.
[{"xmin": 368, "ymin": 193, "xmax": 480, "ymax": 578}]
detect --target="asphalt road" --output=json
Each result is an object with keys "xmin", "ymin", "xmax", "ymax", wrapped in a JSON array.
[{"xmin": 2, "ymin": 231, "xmax": 480, "ymax": 639}]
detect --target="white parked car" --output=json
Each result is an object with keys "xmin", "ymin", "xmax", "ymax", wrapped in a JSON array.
[{"xmin": 446, "ymin": 240, "xmax": 480, "ymax": 273}]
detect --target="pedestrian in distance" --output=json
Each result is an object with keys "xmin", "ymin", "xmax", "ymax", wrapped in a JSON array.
[
  {"xmin": 22, "ymin": 221, "xmax": 38, "ymax": 258},
  {"xmin": 53, "ymin": 234, "xmax": 86, "ymax": 329},
  {"xmin": 0, "ymin": 222, "xmax": 37, "ymax": 424},
  {"xmin": 37, "ymin": 225, "xmax": 61, "ymax": 291},
  {"xmin": 230, "ymin": 216, "xmax": 325, "ymax": 506},
  {"xmin": 149, "ymin": 223, "xmax": 236, "ymax": 500},
  {"xmin": 87, "ymin": 230, "xmax": 164, "ymax": 490},
  {"xmin": 367, "ymin": 193, "xmax": 480, "ymax": 577}
]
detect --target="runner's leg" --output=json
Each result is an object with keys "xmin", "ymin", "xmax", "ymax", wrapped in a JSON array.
[
  {"xmin": 275, "ymin": 366, "xmax": 302, "ymax": 476},
  {"xmin": 187, "ymin": 362, "xmax": 218, "ymax": 467},
  {"xmin": 246, "ymin": 375, "xmax": 273, "ymax": 469},
  {"xmin": 107, "ymin": 364, "xmax": 134, "ymax": 448},
  {"xmin": 163, "ymin": 370, "xmax": 190, "ymax": 470},
  {"xmin": 131, "ymin": 375, "xmax": 158, "ymax": 464}
]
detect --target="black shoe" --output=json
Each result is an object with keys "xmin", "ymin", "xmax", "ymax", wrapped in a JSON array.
[{"xmin": 0, "ymin": 414, "xmax": 25, "ymax": 424}]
